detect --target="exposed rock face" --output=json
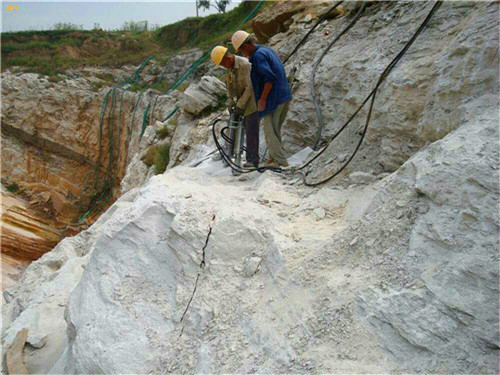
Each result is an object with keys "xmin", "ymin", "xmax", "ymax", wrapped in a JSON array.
[
  {"xmin": 9, "ymin": 104, "xmax": 493, "ymax": 373},
  {"xmin": 1, "ymin": 68, "xmax": 177, "ymax": 273},
  {"xmin": 47, "ymin": 164, "xmax": 388, "ymax": 374},
  {"xmin": 1, "ymin": 1, "xmax": 498, "ymax": 374},
  {"xmin": 1, "ymin": 72, "xmax": 130, "ymax": 222},
  {"xmin": 252, "ymin": 1, "xmax": 325, "ymax": 43},
  {"xmin": 1, "ymin": 188, "xmax": 140, "ymax": 374},
  {"xmin": 1, "ymin": 189, "xmax": 64, "ymax": 290},
  {"xmin": 356, "ymin": 110, "xmax": 499, "ymax": 373},
  {"xmin": 179, "ymin": 76, "xmax": 226, "ymax": 116},
  {"xmin": 164, "ymin": 49, "xmax": 205, "ymax": 84},
  {"xmin": 269, "ymin": 1, "xmax": 498, "ymax": 172},
  {"xmin": 1, "ymin": 190, "xmax": 62, "ymax": 262}
]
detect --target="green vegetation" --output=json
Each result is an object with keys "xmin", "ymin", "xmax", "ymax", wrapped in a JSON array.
[
  {"xmin": 175, "ymin": 82, "xmax": 190, "ymax": 92},
  {"xmin": 1, "ymin": 29, "xmax": 163, "ymax": 75},
  {"xmin": 0, "ymin": 1, "xmax": 264, "ymax": 76},
  {"xmin": 156, "ymin": 117, "xmax": 178, "ymax": 140},
  {"xmin": 155, "ymin": 1, "xmax": 257, "ymax": 52},
  {"xmin": 157, "ymin": 126, "xmax": 170, "ymax": 140},
  {"xmin": 53, "ymin": 22, "xmax": 84, "ymax": 31},
  {"xmin": 5, "ymin": 183, "xmax": 20, "ymax": 193},
  {"xmin": 141, "ymin": 144, "xmax": 171, "ymax": 174},
  {"xmin": 121, "ymin": 20, "xmax": 149, "ymax": 32}
]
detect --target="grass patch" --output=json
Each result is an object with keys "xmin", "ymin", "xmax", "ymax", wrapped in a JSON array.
[
  {"xmin": 96, "ymin": 73, "xmax": 115, "ymax": 82},
  {"xmin": 141, "ymin": 144, "xmax": 171, "ymax": 174},
  {"xmin": 156, "ymin": 118, "xmax": 177, "ymax": 140},
  {"xmin": 151, "ymin": 80, "xmax": 171, "ymax": 93},
  {"xmin": 156, "ymin": 126, "xmax": 170, "ymax": 140},
  {"xmin": 48, "ymin": 75, "xmax": 64, "ymax": 83},
  {"xmin": 155, "ymin": 1, "xmax": 260, "ymax": 53},
  {"xmin": 176, "ymin": 82, "xmax": 190, "ymax": 92},
  {"xmin": 5, "ymin": 183, "xmax": 20, "ymax": 193},
  {"xmin": 1, "ymin": 29, "xmax": 163, "ymax": 75},
  {"xmin": 129, "ymin": 82, "xmax": 147, "ymax": 92},
  {"xmin": 57, "ymin": 37, "xmax": 85, "ymax": 47},
  {"xmin": 1, "ymin": 1, "xmax": 265, "ymax": 75}
]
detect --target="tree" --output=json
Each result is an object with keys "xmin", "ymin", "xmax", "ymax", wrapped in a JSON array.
[
  {"xmin": 197, "ymin": 0, "xmax": 230, "ymax": 14},
  {"xmin": 121, "ymin": 20, "xmax": 148, "ymax": 32},
  {"xmin": 52, "ymin": 22, "xmax": 83, "ymax": 31}
]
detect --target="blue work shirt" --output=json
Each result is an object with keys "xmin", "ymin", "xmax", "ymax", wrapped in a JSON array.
[{"xmin": 249, "ymin": 45, "xmax": 292, "ymax": 118}]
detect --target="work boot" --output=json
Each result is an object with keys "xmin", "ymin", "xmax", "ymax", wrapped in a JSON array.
[
  {"xmin": 260, "ymin": 159, "xmax": 279, "ymax": 168},
  {"xmin": 243, "ymin": 161, "xmax": 258, "ymax": 168}
]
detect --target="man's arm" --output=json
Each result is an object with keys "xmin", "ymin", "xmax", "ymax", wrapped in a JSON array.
[
  {"xmin": 236, "ymin": 62, "xmax": 253, "ymax": 111},
  {"xmin": 258, "ymin": 82, "xmax": 273, "ymax": 112}
]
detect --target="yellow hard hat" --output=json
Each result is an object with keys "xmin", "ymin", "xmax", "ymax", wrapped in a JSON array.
[
  {"xmin": 231, "ymin": 30, "xmax": 250, "ymax": 51},
  {"xmin": 210, "ymin": 46, "xmax": 228, "ymax": 66}
]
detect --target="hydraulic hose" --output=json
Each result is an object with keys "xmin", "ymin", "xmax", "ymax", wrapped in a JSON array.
[
  {"xmin": 211, "ymin": 117, "xmax": 284, "ymax": 175},
  {"xmin": 283, "ymin": 1, "xmax": 344, "ymax": 64},
  {"xmin": 311, "ymin": 2, "xmax": 367, "ymax": 150},
  {"xmin": 300, "ymin": 1, "xmax": 443, "ymax": 186}
]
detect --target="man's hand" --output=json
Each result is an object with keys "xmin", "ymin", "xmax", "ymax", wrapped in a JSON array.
[
  {"xmin": 258, "ymin": 98, "xmax": 267, "ymax": 112},
  {"xmin": 235, "ymin": 106, "xmax": 244, "ymax": 117}
]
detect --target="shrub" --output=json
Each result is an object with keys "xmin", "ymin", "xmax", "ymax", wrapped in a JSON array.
[
  {"xmin": 5, "ymin": 183, "xmax": 20, "ymax": 193},
  {"xmin": 141, "ymin": 144, "xmax": 171, "ymax": 174},
  {"xmin": 154, "ymin": 144, "xmax": 170, "ymax": 174},
  {"xmin": 156, "ymin": 126, "xmax": 170, "ymax": 140},
  {"xmin": 53, "ymin": 22, "xmax": 83, "ymax": 31},
  {"xmin": 48, "ymin": 75, "xmax": 64, "ymax": 83},
  {"xmin": 141, "ymin": 146, "xmax": 156, "ymax": 167},
  {"xmin": 122, "ymin": 20, "xmax": 149, "ymax": 32},
  {"xmin": 155, "ymin": 1, "xmax": 258, "ymax": 52}
]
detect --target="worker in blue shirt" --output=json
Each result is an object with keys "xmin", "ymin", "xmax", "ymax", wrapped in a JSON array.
[{"xmin": 232, "ymin": 30, "xmax": 292, "ymax": 168}]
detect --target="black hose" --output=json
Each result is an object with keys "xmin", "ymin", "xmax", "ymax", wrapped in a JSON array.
[
  {"xmin": 221, "ymin": 126, "xmax": 249, "ymax": 153},
  {"xmin": 283, "ymin": 1, "xmax": 344, "ymax": 64},
  {"xmin": 311, "ymin": 2, "xmax": 367, "ymax": 150},
  {"xmin": 301, "ymin": 1, "xmax": 443, "ymax": 187},
  {"xmin": 211, "ymin": 118, "xmax": 284, "ymax": 174}
]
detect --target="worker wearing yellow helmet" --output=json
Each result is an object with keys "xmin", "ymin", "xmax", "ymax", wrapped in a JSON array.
[
  {"xmin": 232, "ymin": 30, "xmax": 292, "ymax": 168},
  {"xmin": 210, "ymin": 45, "xmax": 260, "ymax": 168}
]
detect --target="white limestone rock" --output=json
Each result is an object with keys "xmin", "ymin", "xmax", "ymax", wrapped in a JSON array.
[
  {"xmin": 180, "ymin": 76, "xmax": 226, "ymax": 115},
  {"xmin": 350, "ymin": 171, "xmax": 376, "ymax": 184}
]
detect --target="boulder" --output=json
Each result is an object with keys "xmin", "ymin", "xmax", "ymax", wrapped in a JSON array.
[
  {"xmin": 252, "ymin": 1, "xmax": 309, "ymax": 43},
  {"xmin": 179, "ymin": 76, "xmax": 226, "ymax": 116},
  {"xmin": 357, "ymin": 110, "xmax": 499, "ymax": 373}
]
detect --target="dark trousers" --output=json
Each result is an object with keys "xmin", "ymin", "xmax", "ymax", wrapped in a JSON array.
[{"xmin": 244, "ymin": 111, "xmax": 260, "ymax": 164}]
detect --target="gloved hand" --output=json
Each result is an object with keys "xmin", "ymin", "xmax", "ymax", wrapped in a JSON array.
[
  {"xmin": 228, "ymin": 103, "xmax": 236, "ymax": 114},
  {"xmin": 234, "ymin": 106, "xmax": 244, "ymax": 117}
]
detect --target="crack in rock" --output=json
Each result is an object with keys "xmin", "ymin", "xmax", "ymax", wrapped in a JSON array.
[{"xmin": 179, "ymin": 215, "xmax": 215, "ymax": 335}]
